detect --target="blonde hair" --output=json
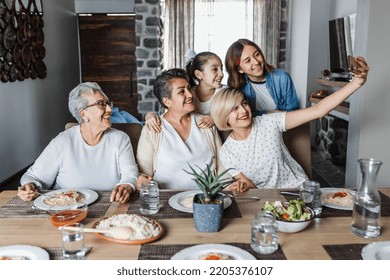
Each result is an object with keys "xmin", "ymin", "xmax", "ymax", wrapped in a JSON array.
[{"xmin": 211, "ymin": 87, "xmax": 246, "ymax": 131}]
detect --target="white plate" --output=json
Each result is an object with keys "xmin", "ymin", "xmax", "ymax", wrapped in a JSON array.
[
  {"xmin": 33, "ymin": 189, "xmax": 99, "ymax": 210},
  {"xmin": 171, "ymin": 244, "xmax": 256, "ymax": 260},
  {"xmin": 362, "ymin": 241, "xmax": 390, "ymax": 260},
  {"xmin": 321, "ymin": 188, "xmax": 355, "ymax": 210},
  {"xmin": 168, "ymin": 190, "xmax": 232, "ymax": 213},
  {"xmin": 0, "ymin": 245, "xmax": 49, "ymax": 260}
]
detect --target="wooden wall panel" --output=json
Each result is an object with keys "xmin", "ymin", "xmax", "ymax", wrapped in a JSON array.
[{"xmin": 78, "ymin": 15, "xmax": 139, "ymax": 119}]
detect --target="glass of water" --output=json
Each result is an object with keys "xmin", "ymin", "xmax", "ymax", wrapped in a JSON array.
[
  {"xmin": 61, "ymin": 223, "xmax": 86, "ymax": 260},
  {"xmin": 140, "ymin": 181, "xmax": 160, "ymax": 215},
  {"xmin": 300, "ymin": 181, "xmax": 322, "ymax": 216},
  {"xmin": 250, "ymin": 211, "xmax": 279, "ymax": 255}
]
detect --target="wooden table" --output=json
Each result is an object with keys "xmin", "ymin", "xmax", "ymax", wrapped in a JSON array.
[{"xmin": 1, "ymin": 189, "xmax": 389, "ymax": 260}]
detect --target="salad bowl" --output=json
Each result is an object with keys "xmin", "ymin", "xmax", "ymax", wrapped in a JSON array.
[{"xmin": 262, "ymin": 199, "xmax": 314, "ymax": 233}]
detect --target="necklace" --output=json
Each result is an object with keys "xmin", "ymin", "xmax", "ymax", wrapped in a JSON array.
[
  {"xmin": 231, "ymin": 132, "xmax": 239, "ymax": 141},
  {"xmin": 231, "ymin": 128, "xmax": 251, "ymax": 141}
]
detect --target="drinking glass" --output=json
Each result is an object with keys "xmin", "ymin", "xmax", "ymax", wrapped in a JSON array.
[
  {"xmin": 250, "ymin": 211, "xmax": 279, "ymax": 254},
  {"xmin": 140, "ymin": 181, "xmax": 160, "ymax": 215},
  {"xmin": 61, "ymin": 223, "xmax": 86, "ymax": 260},
  {"xmin": 300, "ymin": 181, "xmax": 322, "ymax": 216}
]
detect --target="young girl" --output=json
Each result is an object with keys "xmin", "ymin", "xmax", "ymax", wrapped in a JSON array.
[
  {"xmin": 225, "ymin": 38, "xmax": 299, "ymax": 116},
  {"xmin": 211, "ymin": 56, "xmax": 369, "ymax": 189},
  {"xmin": 145, "ymin": 51, "xmax": 225, "ymax": 132}
]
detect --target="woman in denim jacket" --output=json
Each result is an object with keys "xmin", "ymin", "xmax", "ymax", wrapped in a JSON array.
[{"xmin": 225, "ymin": 39, "xmax": 299, "ymax": 116}]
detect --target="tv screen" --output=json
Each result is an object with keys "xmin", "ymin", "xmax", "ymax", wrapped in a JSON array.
[{"xmin": 329, "ymin": 14, "xmax": 355, "ymax": 75}]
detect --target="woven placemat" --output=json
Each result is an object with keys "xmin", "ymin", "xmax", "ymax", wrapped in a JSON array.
[
  {"xmin": 322, "ymin": 243, "xmax": 366, "ymax": 260},
  {"xmin": 0, "ymin": 191, "xmax": 111, "ymax": 219},
  {"xmin": 138, "ymin": 242, "xmax": 286, "ymax": 260},
  {"xmin": 87, "ymin": 191, "xmax": 112, "ymax": 218},
  {"xmin": 0, "ymin": 196, "xmax": 46, "ymax": 218},
  {"xmin": 43, "ymin": 246, "xmax": 93, "ymax": 260},
  {"xmin": 126, "ymin": 191, "xmax": 242, "ymax": 219},
  {"xmin": 282, "ymin": 190, "xmax": 390, "ymax": 218}
]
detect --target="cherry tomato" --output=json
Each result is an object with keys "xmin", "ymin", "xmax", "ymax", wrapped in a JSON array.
[{"xmin": 282, "ymin": 213, "xmax": 290, "ymax": 220}]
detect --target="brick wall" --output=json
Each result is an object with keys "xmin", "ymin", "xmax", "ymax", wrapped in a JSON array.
[
  {"xmin": 135, "ymin": 0, "xmax": 162, "ymax": 119},
  {"xmin": 278, "ymin": 0, "xmax": 289, "ymax": 69}
]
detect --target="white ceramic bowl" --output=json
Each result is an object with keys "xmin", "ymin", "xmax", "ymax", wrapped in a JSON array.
[{"xmin": 276, "ymin": 206, "xmax": 314, "ymax": 233}]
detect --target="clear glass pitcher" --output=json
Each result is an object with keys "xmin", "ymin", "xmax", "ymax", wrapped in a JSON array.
[{"xmin": 351, "ymin": 158, "xmax": 383, "ymax": 238}]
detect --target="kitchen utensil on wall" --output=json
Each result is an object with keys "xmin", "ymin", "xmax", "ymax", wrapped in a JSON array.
[{"xmin": 0, "ymin": 0, "xmax": 46, "ymax": 82}]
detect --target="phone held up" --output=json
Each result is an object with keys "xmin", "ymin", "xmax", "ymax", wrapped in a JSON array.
[{"xmin": 348, "ymin": 55, "xmax": 360, "ymax": 74}]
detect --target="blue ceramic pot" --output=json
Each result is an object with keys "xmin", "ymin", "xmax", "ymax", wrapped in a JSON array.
[{"xmin": 193, "ymin": 193, "xmax": 224, "ymax": 232}]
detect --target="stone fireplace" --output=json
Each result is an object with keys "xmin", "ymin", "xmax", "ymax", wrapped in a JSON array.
[
  {"xmin": 312, "ymin": 114, "xmax": 348, "ymax": 187},
  {"xmin": 315, "ymin": 115, "xmax": 349, "ymax": 166}
]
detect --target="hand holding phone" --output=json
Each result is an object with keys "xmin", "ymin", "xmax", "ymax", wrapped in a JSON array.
[{"xmin": 348, "ymin": 55, "xmax": 360, "ymax": 74}]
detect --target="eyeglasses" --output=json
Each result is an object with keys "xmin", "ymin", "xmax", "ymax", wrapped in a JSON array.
[{"xmin": 83, "ymin": 100, "xmax": 113, "ymax": 110}]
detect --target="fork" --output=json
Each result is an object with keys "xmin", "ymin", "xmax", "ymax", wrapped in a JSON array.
[{"xmin": 226, "ymin": 194, "xmax": 261, "ymax": 200}]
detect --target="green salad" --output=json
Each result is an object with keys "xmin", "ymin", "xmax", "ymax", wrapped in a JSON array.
[{"xmin": 262, "ymin": 199, "xmax": 312, "ymax": 221}]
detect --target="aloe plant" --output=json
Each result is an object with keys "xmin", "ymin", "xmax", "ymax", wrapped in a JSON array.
[{"xmin": 184, "ymin": 163, "xmax": 236, "ymax": 204}]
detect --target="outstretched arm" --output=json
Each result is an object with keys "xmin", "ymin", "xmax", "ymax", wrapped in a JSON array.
[{"xmin": 285, "ymin": 56, "xmax": 369, "ymax": 130}]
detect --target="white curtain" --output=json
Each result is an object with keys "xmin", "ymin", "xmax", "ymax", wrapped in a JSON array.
[
  {"xmin": 162, "ymin": 0, "xmax": 284, "ymax": 68},
  {"xmin": 163, "ymin": 0, "xmax": 195, "ymax": 69},
  {"xmin": 253, "ymin": 0, "xmax": 282, "ymax": 66}
]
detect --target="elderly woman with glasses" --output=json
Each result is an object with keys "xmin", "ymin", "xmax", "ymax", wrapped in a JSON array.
[
  {"xmin": 17, "ymin": 82, "xmax": 138, "ymax": 203},
  {"xmin": 136, "ymin": 68, "xmax": 246, "ymax": 192}
]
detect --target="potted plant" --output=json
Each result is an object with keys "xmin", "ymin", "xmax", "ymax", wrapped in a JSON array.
[{"xmin": 184, "ymin": 163, "xmax": 236, "ymax": 232}]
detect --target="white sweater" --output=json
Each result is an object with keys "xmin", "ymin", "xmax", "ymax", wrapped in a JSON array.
[{"xmin": 21, "ymin": 126, "xmax": 138, "ymax": 190}]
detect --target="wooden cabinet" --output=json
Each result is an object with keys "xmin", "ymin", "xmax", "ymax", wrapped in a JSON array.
[{"xmin": 78, "ymin": 15, "xmax": 139, "ymax": 119}]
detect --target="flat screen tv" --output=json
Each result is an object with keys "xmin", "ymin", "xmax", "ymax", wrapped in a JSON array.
[{"xmin": 329, "ymin": 14, "xmax": 356, "ymax": 76}]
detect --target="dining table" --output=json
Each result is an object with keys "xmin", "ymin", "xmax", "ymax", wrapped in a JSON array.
[{"xmin": 1, "ymin": 188, "xmax": 390, "ymax": 260}]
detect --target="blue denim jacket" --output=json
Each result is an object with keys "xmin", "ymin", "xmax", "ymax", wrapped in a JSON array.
[
  {"xmin": 110, "ymin": 107, "xmax": 142, "ymax": 125},
  {"xmin": 242, "ymin": 68, "xmax": 299, "ymax": 116}
]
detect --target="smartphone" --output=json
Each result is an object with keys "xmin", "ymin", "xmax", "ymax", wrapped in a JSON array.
[{"xmin": 348, "ymin": 55, "xmax": 359, "ymax": 74}]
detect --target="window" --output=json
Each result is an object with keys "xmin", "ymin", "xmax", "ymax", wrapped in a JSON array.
[{"xmin": 194, "ymin": 0, "xmax": 253, "ymax": 83}]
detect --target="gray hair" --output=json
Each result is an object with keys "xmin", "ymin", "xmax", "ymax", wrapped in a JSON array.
[
  {"xmin": 153, "ymin": 68, "xmax": 189, "ymax": 109},
  {"xmin": 68, "ymin": 82, "xmax": 105, "ymax": 123}
]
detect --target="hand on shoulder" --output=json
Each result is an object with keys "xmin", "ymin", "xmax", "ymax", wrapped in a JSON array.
[{"xmin": 145, "ymin": 112, "xmax": 162, "ymax": 133}]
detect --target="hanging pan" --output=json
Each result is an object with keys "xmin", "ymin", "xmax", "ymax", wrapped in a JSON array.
[
  {"xmin": 21, "ymin": 43, "xmax": 31, "ymax": 65},
  {"xmin": 0, "ymin": 1, "xmax": 8, "ymax": 16},
  {"xmin": 13, "ymin": 42, "xmax": 22, "ymax": 63},
  {"xmin": 3, "ymin": 24, "xmax": 16, "ymax": 50},
  {"xmin": 4, "ymin": 0, "xmax": 15, "ymax": 10},
  {"xmin": 35, "ymin": 59, "xmax": 46, "ymax": 78}
]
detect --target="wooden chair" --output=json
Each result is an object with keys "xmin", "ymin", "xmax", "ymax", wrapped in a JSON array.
[
  {"xmin": 283, "ymin": 122, "xmax": 312, "ymax": 179},
  {"xmin": 65, "ymin": 122, "xmax": 143, "ymax": 157}
]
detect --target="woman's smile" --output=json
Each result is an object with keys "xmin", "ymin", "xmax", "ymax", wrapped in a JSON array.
[{"xmin": 237, "ymin": 113, "xmax": 249, "ymax": 121}]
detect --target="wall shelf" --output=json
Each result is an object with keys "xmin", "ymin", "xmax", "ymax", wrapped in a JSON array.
[
  {"xmin": 309, "ymin": 95, "xmax": 349, "ymax": 121},
  {"xmin": 316, "ymin": 78, "xmax": 348, "ymax": 87}
]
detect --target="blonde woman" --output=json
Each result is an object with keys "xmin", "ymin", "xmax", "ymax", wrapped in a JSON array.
[{"xmin": 211, "ymin": 57, "xmax": 369, "ymax": 189}]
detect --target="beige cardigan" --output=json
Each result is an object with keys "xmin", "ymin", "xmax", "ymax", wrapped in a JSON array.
[{"xmin": 136, "ymin": 113, "xmax": 226, "ymax": 178}]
